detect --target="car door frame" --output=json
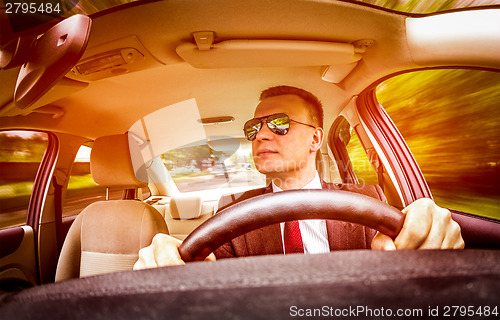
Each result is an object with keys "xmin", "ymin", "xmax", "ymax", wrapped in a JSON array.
[{"xmin": 0, "ymin": 131, "xmax": 58, "ymax": 289}]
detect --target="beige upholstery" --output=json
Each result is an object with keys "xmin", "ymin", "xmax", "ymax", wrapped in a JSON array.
[
  {"xmin": 90, "ymin": 134, "xmax": 148, "ymax": 189},
  {"xmin": 154, "ymin": 196, "xmax": 216, "ymax": 240},
  {"xmin": 55, "ymin": 134, "xmax": 168, "ymax": 281},
  {"xmin": 170, "ymin": 194, "xmax": 203, "ymax": 220},
  {"xmin": 55, "ymin": 201, "xmax": 168, "ymax": 280}
]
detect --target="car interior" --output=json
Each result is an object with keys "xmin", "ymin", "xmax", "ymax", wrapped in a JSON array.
[{"xmin": 0, "ymin": 0, "xmax": 499, "ymax": 318}]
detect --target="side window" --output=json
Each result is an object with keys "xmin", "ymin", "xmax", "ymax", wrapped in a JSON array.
[
  {"xmin": 377, "ymin": 69, "xmax": 500, "ymax": 219},
  {"xmin": 0, "ymin": 131, "xmax": 49, "ymax": 229},
  {"xmin": 330, "ymin": 116, "xmax": 378, "ymax": 186},
  {"xmin": 346, "ymin": 128, "xmax": 379, "ymax": 186}
]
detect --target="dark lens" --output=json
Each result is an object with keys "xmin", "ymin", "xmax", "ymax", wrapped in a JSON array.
[
  {"xmin": 244, "ymin": 119, "xmax": 262, "ymax": 141},
  {"xmin": 268, "ymin": 113, "xmax": 290, "ymax": 135}
]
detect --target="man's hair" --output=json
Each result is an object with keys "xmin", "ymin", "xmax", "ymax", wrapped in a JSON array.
[{"xmin": 259, "ymin": 85, "xmax": 324, "ymax": 128}]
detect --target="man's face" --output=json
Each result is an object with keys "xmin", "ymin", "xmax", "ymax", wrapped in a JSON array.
[{"xmin": 251, "ymin": 94, "xmax": 317, "ymax": 179}]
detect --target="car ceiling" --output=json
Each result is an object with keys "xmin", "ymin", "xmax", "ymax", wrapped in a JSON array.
[{"xmin": 0, "ymin": 0, "xmax": 497, "ymax": 141}]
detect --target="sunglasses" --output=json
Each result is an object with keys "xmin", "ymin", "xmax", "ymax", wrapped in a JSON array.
[{"xmin": 243, "ymin": 113, "xmax": 316, "ymax": 141}]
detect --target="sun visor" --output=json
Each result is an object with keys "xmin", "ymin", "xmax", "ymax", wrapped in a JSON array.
[
  {"xmin": 176, "ymin": 39, "xmax": 362, "ymax": 69},
  {"xmin": 13, "ymin": 14, "xmax": 92, "ymax": 110}
]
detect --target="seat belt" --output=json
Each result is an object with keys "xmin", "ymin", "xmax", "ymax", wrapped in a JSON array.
[
  {"xmin": 367, "ymin": 148, "xmax": 384, "ymax": 190},
  {"xmin": 52, "ymin": 176, "xmax": 64, "ymax": 252}
]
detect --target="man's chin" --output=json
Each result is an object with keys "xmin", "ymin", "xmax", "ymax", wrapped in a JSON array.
[
  {"xmin": 255, "ymin": 161, "xmax": 288, "ymax": 175},
  {"xmin": 255, "ymin": 164, "xmax": 275, "ymax": 174}
]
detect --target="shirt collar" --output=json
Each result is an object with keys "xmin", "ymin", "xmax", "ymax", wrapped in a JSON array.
[{"xmin": 272, "ymin": 171, "xmax": 322, "ymax": 192}]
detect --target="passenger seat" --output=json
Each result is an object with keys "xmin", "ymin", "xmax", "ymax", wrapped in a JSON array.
[{"xmin": 55, "ymin": 134, "xmax": 168, "ymax": 281}]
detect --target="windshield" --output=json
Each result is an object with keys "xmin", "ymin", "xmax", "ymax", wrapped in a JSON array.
[
  {"xmin": 161, "ymin": 139, "xmax": 265, "ymax": 192},
  {"xmin": 350, "ymin": 0, "xmax": 500, "ymax": 14},
  {"xmin": 25, "ymin": 0, "xmax": 500, "ymax": 18},
  {"xmin": 127, "ymin": 99, "xmax": 265, "ymax": 193}
]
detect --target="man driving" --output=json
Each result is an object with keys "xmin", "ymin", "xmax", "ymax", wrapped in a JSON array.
[{"xmin": 134, "ymin": 85, "xmax": 464, "ymax": 269}]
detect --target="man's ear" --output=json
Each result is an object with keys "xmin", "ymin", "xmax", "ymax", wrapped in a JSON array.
[{"xmin": 310, "ymin": 127, "xmax": 324, "ymax": 152}]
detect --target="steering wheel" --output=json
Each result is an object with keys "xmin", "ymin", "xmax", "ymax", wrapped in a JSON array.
[{"xmin": 178, "ymin": 190, "xmax": 405, "ymax": 262}]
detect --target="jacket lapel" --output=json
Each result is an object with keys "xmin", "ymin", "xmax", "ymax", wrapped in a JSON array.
[
  {"xmin": 321, "ymin": 181, "xmax": 376, "ymax": 250},
  {"xmin": 239, "ymin": 184, "xmax": 284, "ymax": 255}
]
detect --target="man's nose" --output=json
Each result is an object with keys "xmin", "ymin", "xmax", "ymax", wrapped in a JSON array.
[{"xmin": 255, "ymin": 122, "xmax": 273, "ymax": 141}]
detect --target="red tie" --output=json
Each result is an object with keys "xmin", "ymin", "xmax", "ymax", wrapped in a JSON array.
[{"xmin": 283, "ymin": 220, "xmax": 304, "ymax": 254}]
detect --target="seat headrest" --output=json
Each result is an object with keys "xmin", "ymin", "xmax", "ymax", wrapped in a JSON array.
[
  {"xmin": 91, "ymin": 134, "xmax": 148, "ymax": 189},
  {"xmin": 170, "ymin": 194, "xmax": 203, "ymax": 220}
]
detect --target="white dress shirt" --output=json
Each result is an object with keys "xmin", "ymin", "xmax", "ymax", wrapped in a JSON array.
[{"xmin": 272, "ymin": 172, "xmax": 330, "ymax": 254}]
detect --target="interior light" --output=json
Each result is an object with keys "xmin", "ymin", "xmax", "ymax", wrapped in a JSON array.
[{"xmin": 74, "ymin": 48, "xmax": 144, "ymax": 75}]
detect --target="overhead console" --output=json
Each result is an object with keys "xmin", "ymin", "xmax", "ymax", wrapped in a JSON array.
[{"xmin": 66, "ymin": 35, "xmax": 162, "ymax": 82}]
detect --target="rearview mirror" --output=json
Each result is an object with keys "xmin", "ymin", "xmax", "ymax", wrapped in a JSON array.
[{"xmin": 14, "ymin": 14, "xmax": 91, "ymax": 110}]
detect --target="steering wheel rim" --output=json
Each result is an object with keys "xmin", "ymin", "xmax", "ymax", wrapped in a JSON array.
[{"xmin": 178, "ymin": 189, "xmax": 405, "ymax": 262}]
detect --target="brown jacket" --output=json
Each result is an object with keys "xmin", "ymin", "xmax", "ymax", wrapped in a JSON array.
[{"xmin": 214, "ymin": 181, "xmax": 386, "ymax": 259}]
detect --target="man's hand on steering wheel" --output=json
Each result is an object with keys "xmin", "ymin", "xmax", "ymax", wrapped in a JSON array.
[
  {"xmin": 371, "ymin": 198, "xmax": 465, "ymax": 250},
  {"xmin": 134, "ymin": 195, "xmax": 464, "ymax": 270},
  {"xmin": 134, "ymin": 233, "xmax": 216, "ymax": 270}
]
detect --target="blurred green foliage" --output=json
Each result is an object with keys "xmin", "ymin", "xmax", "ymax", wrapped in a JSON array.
[
  {"xmin": 162, "ymin": 144, "xmax": 229, "ymax": 169},
  {"xmin": 377, "ymin": 69, "xmax": 500, "ymax": 219},
  {"xmin": 0, "ymin": 132, "xmax": 48, "ymax": 221},
  {"xmin": 355, "ymin": 0, "xmax": 500, "ymax": 13},
  {"xmin": 0, "ymin": 132, "xmax": 47, "ymax": 162}
]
